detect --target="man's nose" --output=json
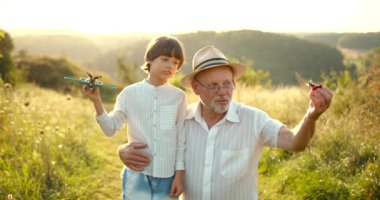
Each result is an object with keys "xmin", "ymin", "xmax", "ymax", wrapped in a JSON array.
[{"xmin": 216, "ymin": 86, "xmax": 229, "ymax": 95}]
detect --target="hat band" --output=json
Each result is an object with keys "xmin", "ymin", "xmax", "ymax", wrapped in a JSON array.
[{"xmin": 195, "ymin": 58, "xmax": 229, "ymax": 70}]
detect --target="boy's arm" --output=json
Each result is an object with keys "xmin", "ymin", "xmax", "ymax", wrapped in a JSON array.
[
  {"xmin": 82, "ymin": 86, "xmax": 105, "ymax": 116},
  {"xmin": 92, "ymin": 96, "xmax": 105, "ymax": 116},
  {"xmin": 170, "ymin": 170, "xmax": 185, "ymax": 197},
  {"xmin": 83, "ymin": 86, "xmax": 127, "ymax": 136},
  {"xmin": 175, "ymin": 95, "xmax": 187, "ymax": 171}
]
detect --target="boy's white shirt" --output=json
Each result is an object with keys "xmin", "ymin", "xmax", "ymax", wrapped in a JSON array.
[{"xmin": 96, "ymin": 79, "xmax": 186, "ymax": 178}]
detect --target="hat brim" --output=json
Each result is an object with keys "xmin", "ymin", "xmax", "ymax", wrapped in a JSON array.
[{"xmin": 181, "ymin": 63, "xmax": 246, "ymax": 89}]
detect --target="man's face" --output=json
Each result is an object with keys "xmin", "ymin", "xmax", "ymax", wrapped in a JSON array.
[{"xmin": 192, "ymin": 66, "xmax": 235, "ymax": 114}]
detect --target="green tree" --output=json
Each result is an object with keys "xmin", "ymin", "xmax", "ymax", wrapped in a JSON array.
[
  {"xmin": 117, "ymin": 57, "xmax": 141, "ymax": 84},
  {"xmin": 23, "ymin": 56, "xmax": 82, "ymax": 90},
  {"xmin": 0, "ymin": 29, "xmax": 16, "ymax": 83},
  {"xmin": 236, "ymin": 58, "xmax": 272, "ymax": 87}
]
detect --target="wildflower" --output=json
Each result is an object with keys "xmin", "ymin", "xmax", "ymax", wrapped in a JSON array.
[
  {"xmin": 7, "ymin": 194, "xmax": 15, "ymax": 200},
  {"xmin": 4, "ymin": 83, "xmax": 12, "ymax": 90}
]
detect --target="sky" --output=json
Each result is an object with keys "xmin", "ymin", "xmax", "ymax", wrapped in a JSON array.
[{"xmin": 0, "ymin": 0, "xmax": 379, "ymax": 35}]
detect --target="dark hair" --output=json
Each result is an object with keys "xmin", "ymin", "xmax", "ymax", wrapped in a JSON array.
[{"xmin": 141, "ymin": 36, "xmax": 185, "ymax": 73}]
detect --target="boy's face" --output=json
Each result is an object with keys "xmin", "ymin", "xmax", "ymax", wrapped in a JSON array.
[{"xmin": 148, "ymin": 55, "xmax": 180, "ymax": 81}]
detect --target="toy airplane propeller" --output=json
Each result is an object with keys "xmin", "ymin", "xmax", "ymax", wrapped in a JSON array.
[
  {"xmin": 64, "ymin": 72, "xmax": 117, "ymax": 90},
  {"xmin": 306, "ymin": 80, "xmax": 322, "ymax": 90}
]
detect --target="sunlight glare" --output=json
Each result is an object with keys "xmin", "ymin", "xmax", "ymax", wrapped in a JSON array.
[{"xmin": 0, "ymin": 0, "xmax": 379, "ymax": 34}]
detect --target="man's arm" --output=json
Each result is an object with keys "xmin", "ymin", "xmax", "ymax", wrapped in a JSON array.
[
  {"xmin": 277, "ymin": 86, "xmax": 333, "ymax": 152},
  {"xmin": 118, "ymin": 142, "xmax": 151, "ymax": 171}
]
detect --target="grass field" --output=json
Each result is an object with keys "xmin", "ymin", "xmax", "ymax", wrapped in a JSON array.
[
  {"xmin": 0, "ymin": 84, "xmax": 126, "ymax": 199},
  {"xmin": 1, "ymin": 68, "xmax": 379, "ymax": 199}
]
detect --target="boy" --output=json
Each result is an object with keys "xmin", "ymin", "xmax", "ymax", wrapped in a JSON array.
[{"xmin": 83, "ymin": 36, "xmax": 186, "ymax": 200}]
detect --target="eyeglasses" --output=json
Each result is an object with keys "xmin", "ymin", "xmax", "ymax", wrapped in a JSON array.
[{"xmin": 194, "ymin": 79, "xmax": 236, "ymax": 93}]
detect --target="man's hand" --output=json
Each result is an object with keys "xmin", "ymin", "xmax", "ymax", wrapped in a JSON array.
[
  {"xmin": 118, "ymin": 142, "xmax": 150, "ymax": 171},
  {"xmin": 308, "ymin": 85, "xmax": 333, "ymax": 120},
  {"xmin": 170, "ymin": 170, "xmax": 185, "ymax": 198},
  {"xmin": 278, "ymin": 85, "xmax": 333, "ymax": 152}
]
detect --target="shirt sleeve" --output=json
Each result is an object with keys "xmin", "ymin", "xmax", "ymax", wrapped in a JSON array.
[
  {"xmin": 175, "ymin": 93, "xmax": 187, "ymax": 170},
  {"xmin": 96, "ymin": 110, "xmax": 127, "ymax": 136},
  {"xmin": 260, "ymin": 118, "xmax": 284, "ymax": 147},
  {"xmin": 95, "ymin": 90, "xmax": 128, "ymax": 136}
]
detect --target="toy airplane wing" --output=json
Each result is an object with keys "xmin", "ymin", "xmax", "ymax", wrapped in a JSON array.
[
  {"xmin": 94, "ymin": 82, "xmax": 118, "ymax": 90},
  {"xmin": 64, "ymin": 76, "xmax": 117, "ymax": 90}
]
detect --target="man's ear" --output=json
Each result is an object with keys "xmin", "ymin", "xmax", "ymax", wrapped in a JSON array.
[{"xmin": 191, "ymin": 81, "xmax": 200, "ymax": 95}]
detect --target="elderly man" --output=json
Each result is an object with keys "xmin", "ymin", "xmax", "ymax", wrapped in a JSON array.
[{"xmin": 118, "ymin": 45, "xmax": 333, "ymax": 200}]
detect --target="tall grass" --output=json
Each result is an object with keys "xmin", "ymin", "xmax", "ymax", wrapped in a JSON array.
[
  {"xmin": 257, "ymin": 68, "xmax": 380, "ymax": 200},
  {"xmin": 1, "ymin": 67, "xmax": 379, "ymax": 199},
  {"xmin": 0, "ymin": 83, "xmax": 126, "ymax": 199}
]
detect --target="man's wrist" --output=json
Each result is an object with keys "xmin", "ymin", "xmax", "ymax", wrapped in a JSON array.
[{"xmin": 306, "ymin": 110, "xmax": 320, "ymax": 121}]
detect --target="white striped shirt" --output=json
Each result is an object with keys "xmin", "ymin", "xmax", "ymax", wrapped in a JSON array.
[
  {"xmin": 96, "ymin": 79, "xmax": 187, "ymax": 178},
  {"xmin": 183, "ymin": 101, "xmax": 283, "ymax": 200}
]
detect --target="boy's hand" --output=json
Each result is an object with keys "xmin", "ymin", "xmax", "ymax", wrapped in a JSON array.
[
  {"xmin": 82, "ymin": 85, "xmax": 101, "ymax": 102},
  {"xmin": 170, "ymin": 170, "xmax": 185, "ymax": 198}
]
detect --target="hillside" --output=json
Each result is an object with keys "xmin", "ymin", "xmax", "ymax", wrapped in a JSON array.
[
  {"xmin": 301, "ymin": 32, "xmax": 380, "ymax": 50},
  {"xmin": 177, "ymin": 30, "xmax": 345, "ymax": 84},
  {"xmin": 13, "ymin": 35, "xmax": 102, "ymax": 66},
  {"xmin": 11, "ymin": 30, "xmax": 346, "ymax": 85}
]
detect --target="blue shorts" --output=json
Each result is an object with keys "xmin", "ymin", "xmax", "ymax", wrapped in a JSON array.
[{"xmin": 121, "ymin": 168, "xmax": 177, "ymax": 200}]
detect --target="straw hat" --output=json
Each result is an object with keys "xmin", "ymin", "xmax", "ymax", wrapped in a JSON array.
[{"xmin": 181, "ymin": 45, "xmax": 246, "ymax": 88}]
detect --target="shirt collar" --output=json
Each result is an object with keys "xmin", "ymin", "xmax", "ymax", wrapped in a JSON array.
[
  {"xmin": 186, "ymin": 101, "xmax": 240, "ymax": 124},
  {"xmin": 143, "ymin": 79, "xmax": 169, "ymax": 89}
]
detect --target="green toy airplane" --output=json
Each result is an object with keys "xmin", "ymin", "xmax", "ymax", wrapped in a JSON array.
[{"xmin": 64, "ymin": 72, "xmax": 117, "ymax": 90}]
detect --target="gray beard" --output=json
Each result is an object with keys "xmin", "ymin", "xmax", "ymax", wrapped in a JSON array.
[{"xmin": 211, "ymin": 101, "xmax": 230, "ymax": 113}]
